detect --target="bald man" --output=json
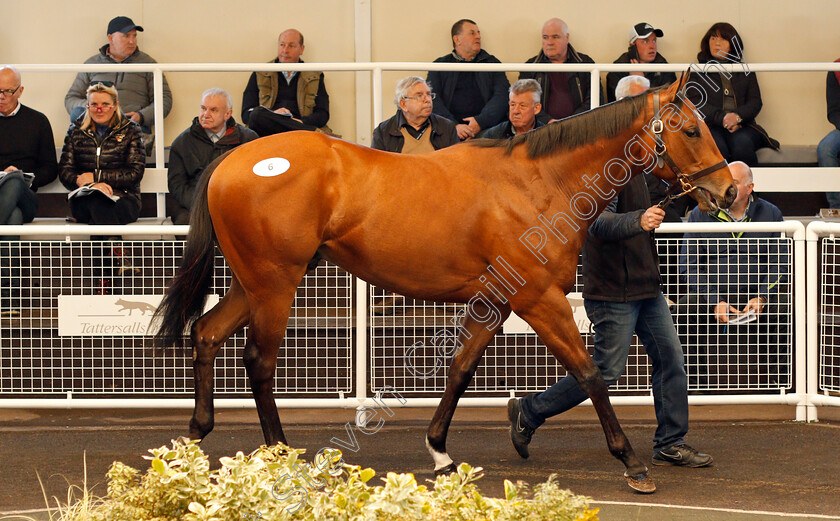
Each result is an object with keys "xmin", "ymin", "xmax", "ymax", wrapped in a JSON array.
[
  {"xmin": 241, "ymin": 29, "xmax": 336, "ymax": 137},
  {"xmin": 677, "ymin": 161, "xmax": 788, "ymax": 387},
  {"xmin": 519, "ymin": 18, "xmax": 603, "ymax": 123},
  {"xmin": 1, "ymin": 65, "xmax": 58, "ymax": 316}
]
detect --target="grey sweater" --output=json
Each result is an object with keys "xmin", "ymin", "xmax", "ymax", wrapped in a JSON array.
[{"xmin": 64, "ymin": 45, "xmax": 173, "ymax": 127}]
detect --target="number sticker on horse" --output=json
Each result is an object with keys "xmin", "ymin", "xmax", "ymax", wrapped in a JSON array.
[{"xmin": 253, "ymin": 157, "xmax": 291, "ymax": 177}]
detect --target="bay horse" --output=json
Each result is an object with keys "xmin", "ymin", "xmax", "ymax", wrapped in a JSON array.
[{"xmin": 153, "ymin": 72, "xmax": 735, "ymax": 493}]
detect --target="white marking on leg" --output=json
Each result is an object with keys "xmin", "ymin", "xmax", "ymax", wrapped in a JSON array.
[{"xmin": 425, "ymin": 436, "xmax": 453, "ymax": 471}]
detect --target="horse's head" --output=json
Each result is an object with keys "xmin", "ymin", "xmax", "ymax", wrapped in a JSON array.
[{"xmin": 641, "ymin": 72, "xmax": 736, "ymax": 211}]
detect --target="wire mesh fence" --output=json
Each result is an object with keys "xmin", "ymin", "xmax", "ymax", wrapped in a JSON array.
[
  {"xmin": 370, "ymin": 235, "xmax": 794, "ymax": 395},
  {"xmin": 820, "ymin": 237, "xmax": 840, "ymax": 393},
  {"xmin": 0, "ymin": 240, "xmax": 354, "ymax": 397}
]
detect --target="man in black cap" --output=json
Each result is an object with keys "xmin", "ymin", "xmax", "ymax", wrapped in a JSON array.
[
  {"xmin": 606, "ymin": 22, "xmax": 676, "ymax": 102},
  {"xmin": 64, "ymin": 16, "xmax": 172, "ymax": 145}
]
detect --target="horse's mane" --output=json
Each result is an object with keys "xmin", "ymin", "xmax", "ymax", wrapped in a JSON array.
[{"xmin": 470, "ymin": 91, "xmax": 653, "ymax": 159}]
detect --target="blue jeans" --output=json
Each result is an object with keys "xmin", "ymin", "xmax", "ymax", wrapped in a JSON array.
[
  {"xmin": 520, "ymin": 293, "xmax": 689, "ymax": 451},
  {"xmin": 818, "ymin": 129, "xmax": 840, "ymax": 208},
  {"xmin": 0, "ymin": 176, "xmax": 38, "ymax": 226}
]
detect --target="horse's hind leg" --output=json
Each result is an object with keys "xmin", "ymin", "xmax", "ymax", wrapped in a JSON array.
[
  {"xmin": 241, "ymin": 269, "xmax": 305, "ymax": 446},
  {"xmin": 519, "ymin": 289, "xmax": 655, "ymax": 493},
  {"xmin": 189, "ymin": 276, "xmax": 249, "ymax": 440},
  {"xmin": 426, "ymin": 303, "xmax": 511, "ymax": 475}
]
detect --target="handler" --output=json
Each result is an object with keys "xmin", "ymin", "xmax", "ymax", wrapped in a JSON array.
[{"xmin": 507, "ymin": 173, "xmax": 714, "ymax": 470}]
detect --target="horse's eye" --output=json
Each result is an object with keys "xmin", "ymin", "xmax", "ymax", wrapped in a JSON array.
[{"xmin": 683, "ymin": 127, "xmax": 700, "ymax": 138}]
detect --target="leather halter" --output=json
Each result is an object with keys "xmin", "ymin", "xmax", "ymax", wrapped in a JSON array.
[{"xmin": 649, "ymin": 91, "xmax": 728, "ymax": 208}]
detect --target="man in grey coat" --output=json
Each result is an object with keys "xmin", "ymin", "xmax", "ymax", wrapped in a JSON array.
[{"xmin": 64, "ymin": 16, "xmax": 172, "ymax": 138}]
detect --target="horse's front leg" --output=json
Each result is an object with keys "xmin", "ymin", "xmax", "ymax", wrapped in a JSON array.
[
  {"xmin": 518, "ymin": 288, "xmax": 655, "ymax": 493},
  {"xmin": 189, "ymin": 276, "xmax": 249, "ymax": 440},
  {"xmin": 426, "ymin": 302, "xmax": 511, "ymax": 475}
]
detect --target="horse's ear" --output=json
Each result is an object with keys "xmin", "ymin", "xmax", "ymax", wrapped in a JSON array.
[{"xmin": 676, "ymin": 68, "xmax": 691, "ymax": 94}]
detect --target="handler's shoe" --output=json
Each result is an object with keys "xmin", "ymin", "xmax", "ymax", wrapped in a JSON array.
[
  {"xmin": 652, "ymin": 443, "xmax": 714, "ymax": 467},
  {"xmin": 507, "ymin": 398, "xmax": 534, "ymax": 459}
]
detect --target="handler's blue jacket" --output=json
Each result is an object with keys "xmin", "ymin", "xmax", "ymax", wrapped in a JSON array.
[{"xmin": 679, "ymin": 197, "xmax": 787, "ymax": 306}]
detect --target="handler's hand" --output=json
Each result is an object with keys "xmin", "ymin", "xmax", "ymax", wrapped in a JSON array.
[
  {"xmin": 714, "ymin": 301, "xmax": 740, "ymax": 323},
  {"xmin": 640, "ymin": 206, "xmax": 666, "ymax": 231}
]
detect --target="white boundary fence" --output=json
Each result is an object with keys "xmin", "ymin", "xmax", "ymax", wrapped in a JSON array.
[
  {"xmin": 3, "ymin": 62, "xmax": 840, "ymax": 420},
  {"xmin": 3, "ymin": 220, "xmax": 839, "ymax": 423}
]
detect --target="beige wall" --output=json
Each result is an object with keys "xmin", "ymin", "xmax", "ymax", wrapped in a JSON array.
[{"xmin": 3, "ymin": 0, "xmax": 839, "ymax": 147}]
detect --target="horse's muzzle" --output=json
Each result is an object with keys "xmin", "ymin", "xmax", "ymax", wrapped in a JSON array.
[{"xmin": 720, "ymin": 184, "xmax": 737, "ymax": 209}]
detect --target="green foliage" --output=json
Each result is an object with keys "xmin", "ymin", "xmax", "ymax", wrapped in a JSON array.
[{"xmin": 46, "ymin": 438, "xmax": 598, "ymax": 521}]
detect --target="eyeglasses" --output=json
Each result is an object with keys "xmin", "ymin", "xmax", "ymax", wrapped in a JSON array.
[
  {"xmin": 88, "ymin": 102, "xmax": 115, "ymax": 112},
  {"xmin": 403, "ymin": 93, "xmax": 436, "ymax": 101},
  {"xmin": 0, "ymin": 85, "xmax": 21, "ymax": 97}
]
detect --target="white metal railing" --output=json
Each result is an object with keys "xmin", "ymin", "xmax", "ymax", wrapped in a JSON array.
[
  {"xmin": 13, "ymin": 61, "xmax": 840, "ymax": 177},
  {"xmin": 2, "ymin": 221, "xmax": 837, "ymax": 422}
]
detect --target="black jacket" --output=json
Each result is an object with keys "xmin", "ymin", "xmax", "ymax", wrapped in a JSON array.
[
  {"xmin": 427, "ymin": 49, "xmax": 510, "ymax": 130},
  {"xmin": 605, "ymin": 51, "xmax": 677, "ymax": 102},
  {"xmin": 519, "ymin": 45, "xmax": 604, "ymax": 123},
  {"xmin": 689, "ymin": 55, "xmax": 779, "ymax": 150},
  {"xmin": 168, "ymin": 117, "xmax": 258, "ymax": 209},
  {"xmin": 827, "ymin": 65, "xmax": 840, "ymax": 131},
  {"xmin": 477, "ymin": 117, "xmax": 545, "ymax": 139},
  {"xmin": 582, "ymin": 174, "xmax": 661, "ymax": 302},
  {"xmin": 58, "ymin": 116, "xmax": 145, "ymax": 208},
  {"xmin": 371, "ymin": 111, "xmax": 459, "ymax": 152}
]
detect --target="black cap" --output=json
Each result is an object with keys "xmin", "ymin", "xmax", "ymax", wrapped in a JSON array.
[
  {"xmin": 628, "ymin": 22, "xmax": 663, "ymax": 44},
  {"xmin": 107, "ymin": 16, "xmax": 144, "ymax": 35}
]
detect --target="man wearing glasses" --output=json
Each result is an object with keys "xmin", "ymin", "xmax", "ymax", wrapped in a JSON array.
[
  {"xmin": 64, "ymin": 16, "xmax": 172, "ymax": 145},
  {"xmin": 371, "ymin": 77, "xmax": 458, "ymax": 153},
  {"xmin": 0, "ymin": 65, "xmax": 58, "ymax": 315}
]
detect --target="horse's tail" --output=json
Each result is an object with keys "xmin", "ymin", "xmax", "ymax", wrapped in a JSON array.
[{"xmin": 152, "ymin": 151, "xmax": 232, "ymax": 349}]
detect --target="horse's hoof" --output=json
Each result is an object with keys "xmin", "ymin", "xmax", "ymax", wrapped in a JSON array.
[
  {"xmin": 624, "ymin": 470, "xmax": 656, "ymax": 494},
  {"xmin": 434, "ymin": 463, "xmax": 458, "ymax": 476}
]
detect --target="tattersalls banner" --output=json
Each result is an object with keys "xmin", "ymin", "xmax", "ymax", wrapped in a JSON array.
[{"xmin": 57, "ymin": 295, "xmax": 220, "ymax": 336}]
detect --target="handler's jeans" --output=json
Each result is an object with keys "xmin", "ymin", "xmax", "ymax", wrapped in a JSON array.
[{"xmin": 520, "ymin": 293, "xmax": 689, "ymax": 451}]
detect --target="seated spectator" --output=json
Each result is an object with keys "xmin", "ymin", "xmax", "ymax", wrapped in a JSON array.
[
  {"xmin": 427, "ymin": 19, "xmax": 509, "ymax": 140},
  {"xmin": 59, "ymin": 83, "xmax": 145, "ymax": 225},
  {"xmin": 0, "ymin": 66, "xmax": 58, "ymax": 225},
  {"xmin": 168, "ymin": 88, "xmax": 258, "ymax": 225},
  {"xmin": 371, "ymin": 77, "xmax": 458, "ymax": 153},
  {"xmin": 478, "ymin": 79, "xmax": 544, "ymax": 138},
  {"xmin": 64, "ymin": 16, "xmax": 172, "ymax": 152},
  {"xmin": 0, "ymin": 65, "xmax": 58, "ymax": 316},
  {"xmin": 676, "ymin": 162, "xmax": 789, "ymax": 386},
  {"xmin": 520, "ymin": 18, "xmax": 602, "ymax": 123},
  {"xmin": 606, "ymin": 22, "xmax": 676, "ymax": 103},
  {"xmin": 614, "ymin": 75, "xmax": 650, "ymax": 100},
  {"xmin": 818, "ymin": 58, "xmax": 840, "ymax": 209},
  {"xmin": 688, "ymin": 22, "xmax": 778, "ymax": 166},
  {"xmin": 241, "ymin": 29, "xmax": 336, "ymax": 137}
]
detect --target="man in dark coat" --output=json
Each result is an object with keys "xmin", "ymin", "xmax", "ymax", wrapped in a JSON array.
[
  {"xmin": 508, "ymin": 174, "xmax": 713, "ymax": 470},
  {"xmin": 478, "ymin": 79, "xmax": 545, "ymax": 139},
  {"xmin": 371, "ymin": 76, "xmax": 458, "ymax": 153},
  {"xmin": 427, "ymin": 19, "xmax": 510, "ymax": 141},
  {"xmin": 519, "ymin": 18, "xmax": 603, "ymax": 124},
  {"xmin": 168, "ymin": 88, "xmax": 258, "ymax": 224},
  {"xmin": 677, "ymin": 162, "xmax": 789, "ymax": 386}
]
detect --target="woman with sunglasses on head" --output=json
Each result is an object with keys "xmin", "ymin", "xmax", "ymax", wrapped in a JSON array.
[
  {"xmin": 58, "ymin": 83, "xmax": 145, "ymax": 294},
  {"xmin": 59, "ymin": 82, "xmax": 145, "ymax": 225},
  {"xmin": 689, "ymin": 22, "xmax": 778, "ymax": 166}
]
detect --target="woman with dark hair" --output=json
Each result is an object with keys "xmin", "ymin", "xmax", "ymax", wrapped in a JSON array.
[
  {"xmin": 59, "ymin": 82, "xmax": 145, "ymax": 225},
  {"xmin": 691, "ymin": 22, "xmax": 778, "ymax": 166}
]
